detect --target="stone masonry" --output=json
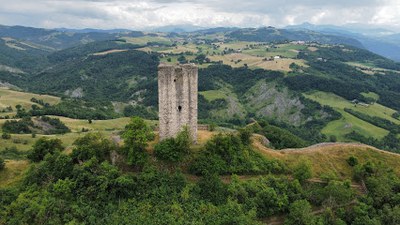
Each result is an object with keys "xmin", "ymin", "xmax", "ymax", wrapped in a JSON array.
[{"xmin": 158, "ymin": 63, "xmax": 198, "ymax": 142}]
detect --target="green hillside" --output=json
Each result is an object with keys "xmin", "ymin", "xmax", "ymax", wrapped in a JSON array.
[
  {"xmin": 0, "ymin": 26, "xmax": 400, "ymax": 151},
  {"xmin": 304, "ymin": 91, "xmax": 399, "ymax": 141}
]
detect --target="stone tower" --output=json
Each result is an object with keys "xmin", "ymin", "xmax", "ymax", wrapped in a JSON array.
[{"xmin": 158, "ymin": 63, "xmax": 198, "ymax": 142}]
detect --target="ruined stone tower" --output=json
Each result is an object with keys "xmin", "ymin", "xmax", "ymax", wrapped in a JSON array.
[{"xmin": 158, "ymin": 63, "xmax": 198, "ymax": 142}]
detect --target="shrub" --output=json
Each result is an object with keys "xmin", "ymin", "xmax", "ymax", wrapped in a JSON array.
[
  {"xmin": 293, "ymin": 160, "xmax": 312, "ymax": 183},
  {"xmin": 154, "ymin": 128, "xmax": 190, "ymax": 162},
  {"xmin": 120, "ymin": 117, "xmax": 154, "ymax": 167},
  {"xmin": 347, "ymin": 156, "xmax": 359, "ymax": 167},
  {"xmin": 2, "ymin": 132, "xmax": 11, "ymax": 139},
  {"xmin": 71, "ymin": 133, "xmax": 115, "ymax": 162},
  {"xmin": 2, "ymin": 118, "xmax": 33, "ymax": 134},
  {"xmin": 196, "ymin": 174, "xmax": 228, "ymax": 205},
  {"xmin": 189, "ymin": 132, "xmax": 284, "ymax": 175},
  {"xmin": 284, "ymin": 200, "xmax": 314, "ymax": 225},
  {"xmin": 0, "ymin": 157, "xmax": 5, "ymax": 170},
  {"xmin": 27, "ymin": 138, "xmax": 64, "ymax": 162}
]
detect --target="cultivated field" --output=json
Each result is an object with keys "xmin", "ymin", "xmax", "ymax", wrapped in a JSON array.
[
  {"xmin": 304, "ymin": 91, "xmax": 399, "ymax": 140},
  {"xmin": 0, "ymin": 88, "xmax": 60, "ymax": 111}
]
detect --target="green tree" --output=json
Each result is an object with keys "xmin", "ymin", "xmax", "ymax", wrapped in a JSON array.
[
  {"xmin": 177, "ymin": 55, "xmax": 187, "ymax": 64},
  {"xmin": 71, "ymin": 132, "xmax": 116, "ymax": 162},
  {"xmin": 347, "ymin": 156, "xmax": 359, "ymax": 167},
  {"xmin": 121, "ymin": 117, "xmax": 154, "ymax": 167},
  {"xmin": 293, "ymin": 160, "xmax": 312, "ymax": 183},
  {"xmin": 154, "ymin": 128, "xmax": 190, "ymax": 162},
  {"xmin": 27, "ymin": 138, "xmax": 64, "ymax": 162},
  {"xmin": 196, "ymin": 174, "xmax": 228, "ymax": 205},
  {"xmin": 239, "ymin": 127, "xmax": 252, "ymax": 146},
  {"xmin": 255, "ymin": 187, "xmax": 288, "ymax": 217},
  {"xmin": 285, "ymin": 200, "xmax": 314, "ymax": 225}
]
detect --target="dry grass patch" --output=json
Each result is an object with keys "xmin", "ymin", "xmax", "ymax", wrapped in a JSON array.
[
  {"xmin": 252, "ymin": 137, "xmax": 400, "ymax": 180},
  {"xmin": 92, "ymin": 49, "xmax": 128, "ymax": 56},
  {"xmin": 0, "ymin": 88, "xmax": 60, "ymax": 113},
  {"xmin": 0, "ymin": 160, "xmax": 29, "ymax": 188}
]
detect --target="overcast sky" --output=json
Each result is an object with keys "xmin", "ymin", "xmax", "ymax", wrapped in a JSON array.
[{"xmin": 0, "ymin": 0, "xmax": 399, "ymax": 31}]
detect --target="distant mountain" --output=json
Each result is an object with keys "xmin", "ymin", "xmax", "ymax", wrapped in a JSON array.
[
  {"xmin": 193, "ymin": 27, "xmax": 240, "ymax": 35},
  {"xmin": 226, "ymin": 27, "xmax": 364, "ymax": 48},
  {"xmin": 287, "ymin": 22, "xmax": 395, "ymax": 37},
  {"xmin": 286, "ymin": 23, "xmax": 400, "ymax": 61},
  {"xmin": 0, "ymin": 25, "xmax": 144, "ymax": 50},
  {"xmin": 150, "ymin": 24, "xmax": 206, "ymax": 33},
  {"xmin": 55, "ymin": 28, "xmax": 133, "ymax": 34},
  {"xmin": 383, "ymin": 33, "xmax": 400, "ymax": 45}
]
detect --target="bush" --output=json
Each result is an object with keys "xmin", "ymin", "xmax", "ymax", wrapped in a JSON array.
[
  {"xmin": 347, "ymin": 156, "xmax": 359, "ymax": 167},
  {"xmin": 27, "ymin": 138, "xmax": 64, "ymax": 162},
  {"xmin": 238, "ymin": 127, "xmax": 252, "ymax": 146},
  {"xmin": 0, "ymin": 147, "xmax": 26, "ymax": 160},
  {"xmin": 189, "ymin": 132, "xmax": 284, "ymax": 175},
  {"xmin": 0, "ymin": 157, "xmax": 5, "ymax": 170},
  {"xmin": 293, "ymin": 160, "xmax": 312, "ymax": 183},
  {"xmin": 284, "ymin": 200, "xmax": 314, "ymax": 225},
  {"xmin": 2, "ymin": 118, "xmax": 33, "ymax": 134},
  {"xmin": 154, "ymin": 128, "xmax": 190, "ymax": 162},
  {"xmin": 71, "ymin": 133, "xmax": 115, "ymax": 162},
  {"xmin": 2, "ymin": 132, "xmax": 11, "ymax": 139},
  {"xmin": 196, "ymin": 174, "xmax": 228, "ymax": 205}
]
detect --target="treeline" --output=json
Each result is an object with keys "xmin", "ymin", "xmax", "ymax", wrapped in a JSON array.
[
  {"xmin": 255, "ymin": 121, "xmax": 307, "ymax": 149},
  {"xmin": 47, "ymin": 40, "xmax": 143, "ymax": 63},
  {"xmin": 345, "ymin": 131, "xmax": 400, "ymax": 152},
  {"xmin": 2, "ymin": 116, "xmax": 70, "ymax": 134},
  {"xmin": 284, "ymin": 75, "xmax": 367, "ymax": 102},
  {"xmin": 29, "ymin": 99, "xmax": 118, "ymax": 120},
  {"xmin": 344, "ymin": 108, "xmax": 400, "ymax": 133}
]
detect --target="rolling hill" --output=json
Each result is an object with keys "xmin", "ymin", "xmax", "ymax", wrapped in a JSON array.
[{"xmin": 0, "ymin": 25, "xmax": 399, "ymax": 151}]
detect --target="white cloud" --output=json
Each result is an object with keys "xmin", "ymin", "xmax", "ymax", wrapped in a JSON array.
[{"xmin": 0, "ymin": 0, "xmax": 398, "ymax": 31}]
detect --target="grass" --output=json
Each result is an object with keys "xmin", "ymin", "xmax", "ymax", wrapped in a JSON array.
[
  {"xmin": 0, "ymin": 116, "xmax": 146, "ymax": 187},
  {"xmin": 252, "ymin": 135, "xmax": 400, "ymax": 179},
  {"xmin": 243, "ymin": 43, "xmax": 307, "ymax": 58},
  {"xmin": 199, "ymin": 90, "xmax": 228, "ymax": 101},
  {"xmin": 123, "ymin": 36, "xmax": 173, "ymax": 46},
  {"xmin": 346, "ymin": 62, "xmax": 400, "ymax": 74},
  {"xmin": 0, "ymin": 160, "xmax": 29, "ymax": 188},
  {"xmin": 138, "ymin": 41, "xmax": 309, "ymax": 72},
  {"xmin": 304, "ymin": 91, "xmax": 397, "ymax": 140},
  {"xmin": 321, "ymin": 114, "xmax": 388, "ymax": 140},
  {"xmin": 0, "ymin": 88, "xmax": 60, "ymax": 115},
  {"xmin": 209, "ymin": 53, "xmax": 306, "ymax": 72},
  {"xmin": 361, "ymin": 92, "xmax": 379, "ymax": 101}
]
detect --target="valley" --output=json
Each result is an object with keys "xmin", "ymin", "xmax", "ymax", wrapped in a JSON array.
[{"xmin": 1, "ymin": 24, "xmax": 400, "ymax": 224}]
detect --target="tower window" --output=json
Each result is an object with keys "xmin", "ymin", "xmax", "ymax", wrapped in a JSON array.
[
  {"xmin": 174, "ymin": 79, "xmax": 176, "ymax": 82},
  {"xmin": 178, "ymin": 106, "xmax": 182, "ymax": 112}
]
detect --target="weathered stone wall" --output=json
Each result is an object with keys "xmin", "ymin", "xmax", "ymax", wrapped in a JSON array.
[{"xmin": 158, "ymin": 63, "xmax": 198, "ymax": 142}]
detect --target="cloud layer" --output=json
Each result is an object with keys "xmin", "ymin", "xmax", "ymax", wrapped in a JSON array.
[{"xmin": 0, "ymin": 0, "xmax": 399, "ymax": 31}]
